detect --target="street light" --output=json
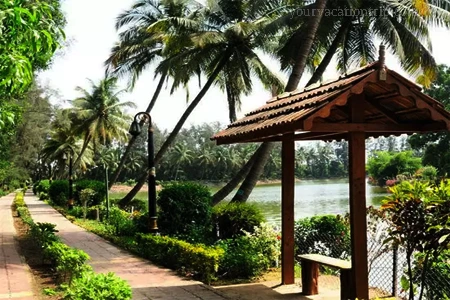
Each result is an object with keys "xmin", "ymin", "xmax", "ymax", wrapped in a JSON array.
[
  {"xmin": 63, "ymin": 150, "xmax": 74, "ymax": 209},
  {"xmin": 129, "ymin": 112, "xmax": 158, "ymax": 233}
]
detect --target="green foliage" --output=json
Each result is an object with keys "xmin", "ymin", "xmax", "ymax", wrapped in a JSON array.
[
  {"xmin": 217, "ymin": 223, "xmax": 280, "ymax": 279},
  {"xmin": 80, "ymin": 188, "xmax": 96, "ymax": 219},
  {"xmin": 382, "ymin": 180, "xmax": 450, "ymax": 300},
  {"xmin": 419, "ymin": 165, "xmax": 438, "ymax": 181},
  {"xmin": 409, "ymin": 65, "xmax": 450, "ymax": 176},
  {"xmin": 36, "ymin": 180, "xmax": 51, "ymax": 195},
  {"xmin": 212, "ymin": 202, "xmax": 265, "ymax": 239},
  {"xmin": 105, "ymin": 207, "xmax": 136, "ymax": 236},
  {"xmin": 39, "ymin": 192, "xmax": 49, "ymax": 200},
  {"xmin": 367, "ymin": 151, "xmax": 422, "ymax": 186},
  {"xmin": 0, "ymin": 189, "xmax": 7, "ymax": 197},
  {"xmin": 67, "ymin": 206, "xmax": 84, "ymax": 218},
  {"xmin": 49, "ymin": 180, "xmax": 69, "ymax": 206},
  {"xmin": 412, "ymin": 251, "xmax": 450, "ymax": 299},
  {"xmin": 294, "ymin": 215, "xmax": 350, "ymax": 259},
  {"xmin": 62, "ymin": 271, "xmax": 132, "ymax": 300},
  {"xmin": 158, "ymin": 182, "xmax": 213, "ymax": 243},
  {"xmin": 44, "ymin": 242, "xmax": 91, "ymax": 283},
  {"xmin": 74, "ymin": 180, "xmax": 106, "ymax": 206},
  {"xmin": 136, "ymin": 233, "xmax": 224, "ymax": 283},
  {"xmin": 0, "ymin": 0, "xmax": 65, "ymax": 96}
]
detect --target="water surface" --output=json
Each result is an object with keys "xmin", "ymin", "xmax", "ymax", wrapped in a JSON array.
[{"xmin": 222, "ymin": 178, "xmax": 388, "ymax": 225}]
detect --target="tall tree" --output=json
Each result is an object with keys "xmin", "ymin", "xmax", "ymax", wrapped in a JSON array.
[
  {"xmin": 409, "ymin": 64, "xmax": 450, "ymax": 175},
  {"xmin": 219, "ymin": 0, "xmax": 450, "ymax": 203},
  {"xmin": 69, "ymin": 76, "xmax": 136, "ymax": 169},
  {"xmin": 105, "ymin": 0, "xmax": 198, "ymax": 187},
  {"xmin": 229, "ymin": 0, "xmax": 328, "ymax": 203},
  {"xmin": 119, "ymin": 0, "xmax": 284, "ymax": 206}
]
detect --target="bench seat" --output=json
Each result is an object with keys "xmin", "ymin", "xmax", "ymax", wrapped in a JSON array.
[{"xmin": 298, "ymin": 254, "xmax": 352, "ymax": 299}]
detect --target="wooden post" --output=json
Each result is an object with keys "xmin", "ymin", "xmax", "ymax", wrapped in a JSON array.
[
  {"xmin": 392, "ymin": 245, "xmax": 398, "ymax": 297},
  {"xmin": 348, "ymin": 95, "xmax": 369, "ymax": 299},
  {"xmin": 301, "ymin": 260, "xmax": 319, "ymax": 295},
  {"xmin": 282, "ymin": 133, "xmax": 295, "ymax": 285}
]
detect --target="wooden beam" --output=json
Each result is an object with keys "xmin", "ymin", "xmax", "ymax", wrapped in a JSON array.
[
  {"xmin": 364, "ymin": 98, "xmax": 399, "ymax": 124},
  {"xmin": 309, "ymin": 122, "xmax": 445, "ymax": 132},
  {"xmin": 281, "ymin": 133, "xmax": 295, "ymax": 285},
  {"xmin": 302, "ymin": 72, "xmax": 379, "ymax": 130},
  {"xmin": 348, "ymin": 95, "xmax": 369, "ymax": 300}
]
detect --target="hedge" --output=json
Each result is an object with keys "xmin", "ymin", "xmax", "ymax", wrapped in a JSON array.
[
  {"xmin": 135, "ymin": 233, "xmax": 224, "ymax": 283},
  {"xmin": 49, "ymin": 180, "xmax": 69, "ymax": 206}
]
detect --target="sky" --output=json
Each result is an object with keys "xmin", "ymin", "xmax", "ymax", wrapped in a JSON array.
[{"xmin": 38, "ymin": 0, "xmax": 450, "ymax": 131}]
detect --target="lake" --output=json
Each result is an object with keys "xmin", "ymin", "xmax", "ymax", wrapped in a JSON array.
[{"xmin": 222, "ymin": 178, "xmax": 388, "ymax": 225}]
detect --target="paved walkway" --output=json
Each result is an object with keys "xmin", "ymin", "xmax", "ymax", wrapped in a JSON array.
[
  {"xmin": 0, "ymin": 194, "xmax": 34, "ymax": 300},
  {"xmin": 23, "ymin": 192, "xmax": 229, "ymax": 300},
  {"xmin": 23, "ymin": 192, "xmax": 339, "ymax": 300}
]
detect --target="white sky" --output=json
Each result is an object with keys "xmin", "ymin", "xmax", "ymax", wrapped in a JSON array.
[{"xmin": 38, "ymin": 0, "xmax": 450, "ymax": 131}]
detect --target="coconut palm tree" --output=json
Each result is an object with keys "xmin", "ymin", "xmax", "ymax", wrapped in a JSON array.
[
  {"xmin": 69, "ymin": 76, "xmax": 136, "ymax": 169},
  {"xmin": 105, "ymin": 0, "xmax": 200, "ymax": 187},
  {"xmin": 119, "ymin": 0, "xmax": 285, "ymax": 206},
  {"xmin": 305, "ymin": 0, "xmax": 450, "ymax": 87},
  {"xmin": 224, "ymin": 0, "xmax": 450, "ymax": 203},
  {"xmin": 40, "ymin": 111, "xmax": 93, "ymax": 178}
]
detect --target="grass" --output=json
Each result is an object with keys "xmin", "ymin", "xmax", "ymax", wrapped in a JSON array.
[{"xmin": 109, "ymin": 191, "xmax": 147, "ymax": 200}]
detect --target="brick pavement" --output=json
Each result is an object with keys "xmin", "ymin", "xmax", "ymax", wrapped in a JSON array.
[
  {"xmin": 0, "ymin": 194, "xmax": 34, "ymax": 300},
  {"xmin": 23, "ymin": 191, "xmax": 230, "ymax": 300}
]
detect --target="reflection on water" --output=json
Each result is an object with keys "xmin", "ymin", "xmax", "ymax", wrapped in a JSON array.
[{"xmin": 223, "ymin": 178, "xmax": 389, "ymax": 225}]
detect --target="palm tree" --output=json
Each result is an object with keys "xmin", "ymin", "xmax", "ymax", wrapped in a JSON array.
[
  {"xmin": 222, "ymin": 0, "xmax": 450, "ymax": 203},
  {"xmin": 69, "ymin": 76, "xmax": 136, "ymax": 169},
  {"xmin": 305, "ymin": 0, "xmax": 450, "ymax": 87},
  {"xmin": 119, "ymin": 0, "xmax": 285, "ymax": 206},
  {"xmin": 105, "ymin": 0, "xmax": 200, "ymax": 187},
  {"xmin": 41, "ymin": 110, "xmax": 93, "ymax": 178}
]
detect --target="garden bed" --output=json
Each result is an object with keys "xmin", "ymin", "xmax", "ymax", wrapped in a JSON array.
[{"xmin": 12, "ymin": 199, "xmax": 60, "ymax": 299}]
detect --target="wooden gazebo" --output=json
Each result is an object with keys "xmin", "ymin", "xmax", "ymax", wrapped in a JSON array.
[{"xmin": 211, "ymin": 46, "xmax": 450, "ymax": 299}]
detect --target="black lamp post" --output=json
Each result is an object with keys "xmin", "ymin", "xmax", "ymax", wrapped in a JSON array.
[
  {"xmin": 129, "ymin": 112, "xmax": 158, "ymax": 233},
  {"xmin": 63, "ymin": 150, "xmax": 74, "ymax": 209}
]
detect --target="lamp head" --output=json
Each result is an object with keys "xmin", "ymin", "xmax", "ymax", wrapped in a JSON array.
[{"xmin": 129, "ymin": 120, "xmax": 142, "ymax": 136}]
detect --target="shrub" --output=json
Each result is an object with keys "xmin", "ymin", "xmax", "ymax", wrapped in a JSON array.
[
  {"xmin": 105, "ymin": 207, "xmax": 136, "ymax": 236},
  {"xmin": 212, "ymin": 202, "xmax": 265, "ymax": 239},
  {"xmin": 74, "ymin": 180, "xmax": 106, "ymax": 206},
  {"xmin": 136, "ymin": 233, "xmax": 224, "ymax": 283},
  {"xmin": 217, "ymin": 223, "xmax": 280, "ymax": 279},
  {"xmin": 294, "ymin": 215, "xmax": 350, "ymax": 259},
  {"xmin": 419, "ymin": 165, "xmax": 438, "ymax": 181},
  {"xmin": 67, "ymin": 206, "xmax": 84, "ymax": 218},
  {"xmin": 63, "ymin": 271, "xmax": 132, "ymax": 300},
  {"xmin": 44, "ymin": 242, "xmax": 91, "ymax": 283},
  {"xmin": 158, "ymin": 182, "xmax": 213, "ymax": 243},
  {"xmin": 39, "ymin": 192, "xmax": 49, "ymax": 200},
  {"xmin": 36, "ymin": 180, "xmax": 51, "ymax": 195},
  {"xmin": 49, "ymin": 180, "xmax": 70, "ymax": 206}
]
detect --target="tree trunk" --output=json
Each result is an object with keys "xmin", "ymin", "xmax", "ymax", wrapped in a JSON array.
[
  {"xmin": 109, "ymin": 72, "xmax": 167, "ymax": 188},
  {"xmin": 285, "ymin": 0, "xmax": 329, "ymax": 91},
  {"xmin": 212, "ymin": 145, "xmax": 263, "ymax": 206},
  {"xmin": 72, "ymin": 135, "xmax": 91, "ymax": 169},
  {"xmin": 306, "ymin": 20, "xmax": 350, "ymax": 87},
  {"xmin": 119, "ymin": 49, "xmax": 233, "ymax": 206},
  {"xmin": 231, "ymin": 0, "xmax": 328, "ymax": 203},
  {"xmin": 230, "ymin": 142, "xmax": 275, "ymax": 202}
]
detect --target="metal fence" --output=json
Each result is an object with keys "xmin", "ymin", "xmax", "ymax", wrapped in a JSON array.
[{"xmin": 295, "ymin": 229, "xmax": 450, "ymax": 299}]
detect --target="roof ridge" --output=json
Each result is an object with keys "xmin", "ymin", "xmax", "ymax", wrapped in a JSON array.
[{"xmin": 267, "ymin": 61, "xmax": 379, "ymax": 104}]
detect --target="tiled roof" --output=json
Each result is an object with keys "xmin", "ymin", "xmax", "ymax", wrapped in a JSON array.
[{"xmin": 212, "ymin": 61, "xmax": 450, "ymax": 145}]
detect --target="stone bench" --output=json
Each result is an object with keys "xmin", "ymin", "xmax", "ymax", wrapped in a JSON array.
[{"xmin": 298, "ymin": 254, "xmax": 351, "ymax": 299}]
